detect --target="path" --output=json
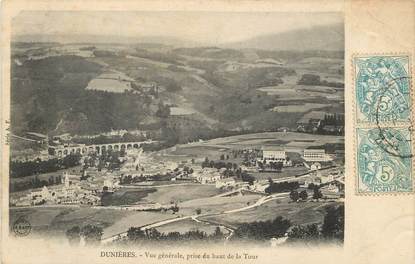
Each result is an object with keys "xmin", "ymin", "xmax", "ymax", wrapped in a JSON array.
[{"xmin": 101, "ymin": 191, "xmax": 289, "ymax": 244}]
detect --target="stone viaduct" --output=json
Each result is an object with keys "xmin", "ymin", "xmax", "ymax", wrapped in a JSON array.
[{"xmin": 49, "ymin": 140, "xmax": 154, "ymax": 157}]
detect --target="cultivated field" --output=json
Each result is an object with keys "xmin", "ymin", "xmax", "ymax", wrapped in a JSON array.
[{"xmin": 178, "ymin": 194, "xmax": 263, "ymax": 215}]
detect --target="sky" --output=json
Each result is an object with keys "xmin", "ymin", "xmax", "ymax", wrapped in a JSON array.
[{"xmin": 13, "ymin": 11, "xmax": 343, "ymax": 45}]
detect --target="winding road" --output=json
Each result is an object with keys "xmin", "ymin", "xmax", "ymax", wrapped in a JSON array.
[{"xmin": 101, "ymin": 191, "xmax": 289, "ymax": 244}]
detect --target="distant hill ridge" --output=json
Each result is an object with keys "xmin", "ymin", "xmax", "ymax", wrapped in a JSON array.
[
  {"xmin": 13, "ymin": 23, "xmax": 344, "ymax": 51},
  {"xmin": 224, "ymin": 23, "xmax": 344, "ymax": 51}
]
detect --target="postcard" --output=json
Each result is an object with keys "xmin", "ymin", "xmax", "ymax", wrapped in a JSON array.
[{"xmin": 0, "ymin": 0, "xmax": 414, "ymax": 264}]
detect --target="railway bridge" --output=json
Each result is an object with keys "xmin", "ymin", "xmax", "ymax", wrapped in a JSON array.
[{"xmin": 49, "ymin": 140, "xmax": 155, "ymax": 157}]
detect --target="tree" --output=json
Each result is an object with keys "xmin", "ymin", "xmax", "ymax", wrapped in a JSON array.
[
  {"xmin": 241, "ymin": 171, "xmax": 255, "ymax": 185},
  {"xmin": 61, "ymin": 153, "xmax": 81, "ymax": 169},
  {"xmin": 312, "ymin": 187, "xmax": 323, "ymax": 200},
  {"xmin": 211, "ymin": 226, "xmax": 223, "ymax": 239},
  {"xmin": 195, "ymin": 208, "xmax": 202, "ymax": 215},
  {"xmin": 289, "ymin": 190, "xmax": 299, "ymax": 202},
  {"xmin": 81, "ymin": 225, "xmax": 103, "ymax": 245},
  {"xmin": 171, "ymin": 205, "xmax": 179, "ymax": 214},
  {"xmin": 201, "ymin": 157, "xmax": 210, "ymax": 168},
  {"xmin": 156, "ymin": 102, "xmax": 170, "ymax": 118},
  {"xmin": 233, "ymin": 216, "xmax": 291, "ymax": 240},
  {"xmin": 288, "ymin": 224, "xmax": 320, "ymax": 240},
  {"xmin": 321, "ymin": 205, "xmax": 344, "ymax": 241},
  {"xmin": 299, "ymin": 190, "xmax": 308, "ymax": 201},
  {"xmin": 66, "ymin": 226, "xmax": 81, "ymax": 246},
  {"xmin": 127, "ymin": 227, "xmax": 146, "ymax": 241},
  {"xmin": 232, "ymin": 163, "xmax": 238, "ymax": 170}
]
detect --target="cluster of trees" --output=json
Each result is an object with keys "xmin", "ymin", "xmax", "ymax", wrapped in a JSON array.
[
  {"xmin": 10, "ymin": 174, "xmax": 63, "ymax": 192},
  {"xmin": 119, "ymin": 172, "xmax": 173, "ymax": 185},
  {"xmin": 240, "ymin": 172, "xmax": 256, "ymax": 185},
  {"xmin": 66, "ymin": 225, "xmax": 103, "ymax": 246},
  {"xmin": 298, "ymin": 74, "xmax": 344, "ymax": 88},
  {"xmin": 233, "ymin": 205, "xmax": 344, "ymax": 242},
  {"xmin": 233, "ymin": 216, "xmax": 292, "ymax": 240},
  {"xmin": 288, "ymin": 205, "xmax": 344, "ymax": 242},
  {"xmin": 257, "ymin": 161, "xmax": 284, "ymax": 172},
  {"xmin": 124, "ymin": 205, "xmax": 344, "ymax": 244},
  {"xmin": 289, "ymin": 187, "xmax": 322, "ymax": 202},
  {"xmin": 10, "ymin": 154, "xmax": 81, "ymax": 178},
  {"xmin": 265, "ymin": 181, "xmax": 300, "ymax": 194},
  {"xmin": 156, "ymin": 102, "xmax": 171, "ymax": 118},
  {"xmin": 127, "ymin": 226, "xmax": 224, "ymax": 243},
  {"xmin": 201, "ymin": 157, "xmax": 238, "ymax": 170},
  {"xmin": 201, "ymin": 157, "xmax": 256, "ymax": 184},
  {"xmin": 97, "ymin": 150, "xmax": 123, "ymax": 171}
]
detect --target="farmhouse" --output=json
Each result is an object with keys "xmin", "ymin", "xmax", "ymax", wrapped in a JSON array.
[
  {"xmin": 216, "ymin": 178, "xmax": 236, "ymax": 188},
  {"xmin": 193, "ymin": 168, "xmax": 221, "ymax": 184},
  {"xmin": 310, "ymin": 162, "xmax": 322, "ymax": 171},
  {"xmin": 296, "ymin": 111, "xmax": 326, "ymax": 133}
]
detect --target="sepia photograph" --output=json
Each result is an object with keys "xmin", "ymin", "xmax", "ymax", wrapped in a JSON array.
[{"xmin": 8, "ymin": 10, "xmax": 345, "ymax": 248}]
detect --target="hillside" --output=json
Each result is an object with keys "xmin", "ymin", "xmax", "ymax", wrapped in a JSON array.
[
  {"xmin": 225, "ymin": 24, "xmax": 344, "ymax": 51},
  {"xmin": 11, "ymin": 42, "xmax": 344, "ymax": 144}
]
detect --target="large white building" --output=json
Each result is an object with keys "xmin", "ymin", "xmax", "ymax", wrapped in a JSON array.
[
  {"xmin": 262, "ymin": 146, "xmax": 286, "ymax": 160},
  {"xmin": 261, "ymin": 146, "xmax": 292, "ymax": 166},
  {"xmin": 303, "ymin": 148, "xmax": 333, "ymax": 162}
]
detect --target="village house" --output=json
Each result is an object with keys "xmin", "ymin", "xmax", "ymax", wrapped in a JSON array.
[
  {"xmin": 310, "ymin": 162, "xmax": 322, "ymax": 171},
  {"xmin": 193, "ymin": 168, "xmax": 221, "ymax": 184},
  {"xmin": 215, "ymin": 177, "xmax": 236, "ymax": 188},
  {"xmin": 23, "ymin": 172, "xmax": 100, "ymax": 206},
  {"xmin": 296, "ymin": 111, "xmax": 326, "ymax": 133}
]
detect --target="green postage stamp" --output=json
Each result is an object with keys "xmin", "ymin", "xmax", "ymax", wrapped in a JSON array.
[
  {"xmin": 354, "ymin": 55, "xmax": 413, "ymax": 194},
  {"xmin": 356, "ymin": 128, "xmax": 412, "ymax": 193}
]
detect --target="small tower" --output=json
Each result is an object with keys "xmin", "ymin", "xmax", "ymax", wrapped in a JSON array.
[{"xmin": 63, "ymin": 172, "xmax": 70, "ymax": 188}]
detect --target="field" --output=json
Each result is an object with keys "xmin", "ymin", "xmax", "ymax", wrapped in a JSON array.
[
  {"xmin": 143, "ymin": 184, "xmax": 223, "ymax": 204},
  {"xmin": 251, "ymin": 166, "xmax": 309, "ymax": 180},
  {"xmin": 159, "ymin": 132, "xmax": 343, "ymax": 163},
  {"xmin": 86, "ymin": 78, "xmax": 133, "ymax": 93},
  {"xmin": 178, "ymin": 194, "xmax": 263, "ymax": 215},
  {"xmin": 12, "ymin": 42, "xmax": 344, "ymax": 136},
  {"xmin": 270, "ymin": 103, "xmax": 329, "ymax": 113},
  {"xmin": 200, "ymin": 199, "xmax": 343, "ymax": 229},
  {"xmin": 101, "ymin": 188, "xmax": 157, "ymax": 206},
  {"xmin": 155, "ymin": 218, "xmax": 224, "ymax": 235},
  {"xmin": 9, "ymin": 206, "xmax": 174, "ymax": 239}
]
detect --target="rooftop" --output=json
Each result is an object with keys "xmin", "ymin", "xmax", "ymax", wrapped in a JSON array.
[{"xmin": 262, "ymin": 146, "xmax": 285, "ymax": 151}]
